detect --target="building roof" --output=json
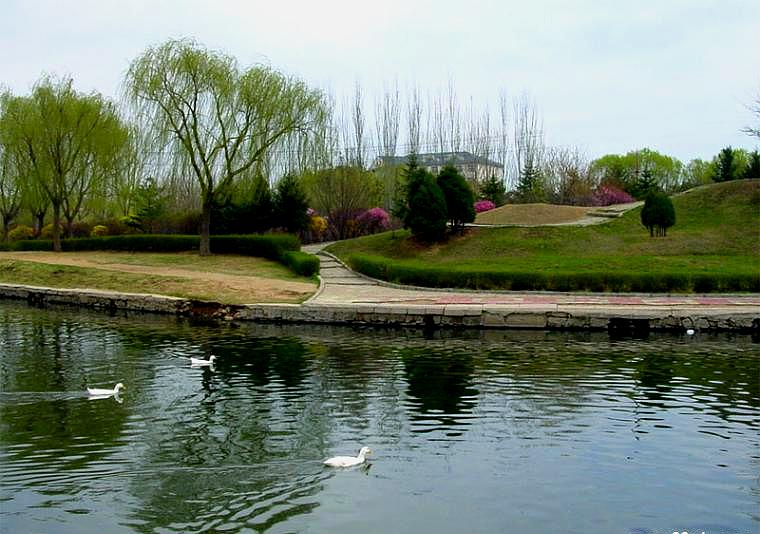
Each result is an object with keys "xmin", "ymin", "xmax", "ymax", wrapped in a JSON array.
[{"xmin": 376, "ymin": 151, "xmax": 503, "ymax": 169}]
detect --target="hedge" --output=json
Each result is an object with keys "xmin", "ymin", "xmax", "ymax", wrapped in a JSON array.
[
  {"xmin": 1, "ymin": 234, "xmax": 317, "ymax": 276},
  {"xmin": 345, "ymin": 253, "xmax": 760, "ymax": 293}
]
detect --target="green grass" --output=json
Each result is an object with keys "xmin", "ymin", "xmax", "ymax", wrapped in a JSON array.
[
  {"xmin": 0, "ymin": 253, "xmax": 317, "ymax": 304},
  {"xmin": 328, "ymin": 180, "xmax": 760, "ymax": 292}
]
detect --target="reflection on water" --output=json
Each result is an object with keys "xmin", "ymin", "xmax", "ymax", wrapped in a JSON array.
[{"xmin": 0, "ymin": 301, "xmax": 758, "ymax": 534}]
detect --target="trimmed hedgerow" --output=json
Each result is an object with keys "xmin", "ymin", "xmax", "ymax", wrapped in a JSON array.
[
  {"xmin": 281, "ymin": 251, "xmax": 320, "ymax": 277},
  {"xmin": 344, "ymin": 253, "xmax": 759, "ymax": 293},
  {"xmin": 4, "ymin": 233, "xmax": 317, "ymax": 276}
]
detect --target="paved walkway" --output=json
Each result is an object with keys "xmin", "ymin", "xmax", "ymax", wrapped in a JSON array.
[{"xmin": 302, "ymin": 244, "xmax": 760, "ymax": 316}]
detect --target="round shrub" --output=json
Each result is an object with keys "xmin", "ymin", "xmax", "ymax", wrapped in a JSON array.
[
  {"xmin": 8, "ymin": 225, "xmax": 35, "ymax": 241},
  {"xmin": 90, "ymin": 225, "xmax": 109, "ymax": 237},
  {"xmin": 641, "ymin": 192, "xmax": 676, "ymax": 237},
  {"xmin": 356, "ymin": 207, "xmax": 390, "ymax": 235},
  {"xmin": 474, "ymin": 200, "xmax": 496, "ymax": 213},
  {"xmin": 40, "ymin": 223, "xmax": 60, "ymax": 240}
]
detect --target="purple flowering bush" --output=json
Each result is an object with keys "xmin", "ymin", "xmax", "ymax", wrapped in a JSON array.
[
  {"xmin": 474, "ymin": 200, "xmax": 496, "ymax": 213},
  {"xmin": 356, "ymin": 207, "xmax": 390, "ymax": 234},
  {"xmin": 591, "ymin": 185, "xmax": 635, "ymax": 206}
]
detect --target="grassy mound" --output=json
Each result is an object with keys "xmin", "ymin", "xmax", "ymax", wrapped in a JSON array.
[
  {"xmin": 474, "ymin": 203, "xmax": 592, "ymax": 225},
  {"xmin": 328, "ymin": 180, "xmax": 760, "ymax": 293}
]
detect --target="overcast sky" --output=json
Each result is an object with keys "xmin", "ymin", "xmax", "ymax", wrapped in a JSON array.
[{"xmin": 2, "ymin": 0, "xmax": 758, "ymax": 162}]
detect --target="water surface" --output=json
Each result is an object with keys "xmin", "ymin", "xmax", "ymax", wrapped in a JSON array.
[{"xmin": 0, "ymin": 302, "xmax": 757, "ymax": 533}]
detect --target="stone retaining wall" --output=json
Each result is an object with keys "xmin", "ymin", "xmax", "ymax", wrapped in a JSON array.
[{"xmin": 1, "ymin": 283, "xmax": 757, "ymax": 333}]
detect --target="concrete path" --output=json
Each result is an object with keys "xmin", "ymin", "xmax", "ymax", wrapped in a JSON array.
[{"xmin": 302, "ymin": 243, "xmax": 760, "ymax": 321}]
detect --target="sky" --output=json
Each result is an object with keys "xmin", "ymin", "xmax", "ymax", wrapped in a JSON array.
[{"xmin": 1, "ymin": 0, "xmax": 758, "ymax": 162}]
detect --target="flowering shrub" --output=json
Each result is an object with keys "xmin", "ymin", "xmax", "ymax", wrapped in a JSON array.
[
  {"xmin": 356, "ymin": 207, "xmax": 390, "ymax": 234},
  {"xmin": 309, "ymin": 215, "xmax": 327, "ymax": 236},
  {"xmin": 592, "ymin": 185, "xmax": 635, "ymax": 206},
  {"xmin": 474, "ymin": 200, "xmax": 496, "ymax": 213},
  {"xmin": 8, "ymin": 225, "xmax": 35, "ymax": 241},
  {"xmin": 90, "ymin": 225, "xmax": 109, "ymax": 237},
  {"xmin": 40, "ymin": 223, "xmax": 60, "ymax": 240}
]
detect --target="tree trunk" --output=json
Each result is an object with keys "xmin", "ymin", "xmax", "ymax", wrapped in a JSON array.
[
  {"xmin": 199, "ymin": 200, "xmax": 212, "ymax": 256},
  {"xmin": 33, "ymin": 211, "xmax": 46, "ymax": 236},
  {"xmin": 52, "ymin": 203, "xmax": 62, "ymax": 252}
]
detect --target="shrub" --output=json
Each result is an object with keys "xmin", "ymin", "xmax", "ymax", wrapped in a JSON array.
[
  {"xmin": 592, "ymin": 185, "xmax": 635, "ymax": 206},
  {"xmin": 273, "ymin": 174, "xmax": 310, "ymax": 235},
  {"xmin": 641, "ymin": 192, "xmax": 676, "ymax": 237},
  {"xmin": 69, "ymin": 221, "xmax": 92, "ymax": 238},
  {"xmin": 474, "ymin": 200, "xmax": 496, "ymax": 213},
  {"xmin": 356, "ymin": 207, "xmax": 390, "ymax": 235},
  {"xmin": 282, "ymin": 250, "xmax": 319, "ymax": 277},
  {"xmin": 405, "ymin": 171, "xmax": 448, "ymax": 242},
  {"xmin": 90, "ymin": 225, "xmax": 109, "ymax": 237},
  {"xmin": 437, "ymin": 165, "xmax": 475, "ymax": 232},
  {"xmin": 39, "ymin": 223, "xmax": 60, "ymax": 240},
  {"xmin": 7, "ymin": 225, "xmax": 35, "ymax": 242}
]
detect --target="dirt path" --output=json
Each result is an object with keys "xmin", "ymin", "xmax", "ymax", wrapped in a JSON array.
[{"xmin": 0, "ymin": 251, "xmax": 317, "ymax": 303}]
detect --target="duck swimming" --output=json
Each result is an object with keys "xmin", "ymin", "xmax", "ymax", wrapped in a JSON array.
[{"xmin": 324, "ymin": 446, "xmax": 372, "ymax": 467}]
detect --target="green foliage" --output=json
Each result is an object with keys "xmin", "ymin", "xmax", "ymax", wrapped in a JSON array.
[
  {"xmin": 328, "ymin": 181, "xmax": 758, "ymax": 293},
  {"xmin": 515, "ymin": 159, "xmax": 545, "ymax": 203},
  {"xmin": 133, "ymin": 177, "xmax": 167, "ymax": 233},
  {"xmin": 713, "ymin": 146, "xmax": 737, "ymax": 182},
  {"xmin": 124, "ymin": 38, "xmax": 328, "ymax": 255},
  {"xmin": 4, "ymin": 233, "xmax": 312, "ymax": 275},
  {"xmin": 90, "ymin": 225, "xmax": 108, "ymax": 237},
  {"xmin": 436, "ymin": 165, "xmax": 475, "ymax": 232},
  {"xmin": 281, "ymin": 250, "xmax": 320, "ymax": 277},
  {"xmin": 7, "ymin": 225, "xmax": 34, "ymax": 241},
  {"xmin": 629, "ymin": 168, "xmax": 660, "ymax": 199},
  {"xmin": 273, "ymin": 174, "xmax": 310, "ymax": 235},
  {"xmin": 591, "ymin": 148, "xmax": 685, "ymax": 194},
  {"xmin": 742, "ymin": 150, "xmax": 760, "ymax": 179},
  {"xmin": 0, "ymin": 76, "xmax": 129, "ymax": 251},
  {"xmin": 480, "ymin": 174, "xmax": 507, "ymax": 206},
  {"xmin": 212, "ymin": 175, "xmax": 273, "ymax": 235},
  {"xmin": 640, "ymin": 192, "xmax": 676, "ymax": 237},
  {"xmin": 404, "ymin": 164, "xmax": 448, "ymax": 242}
]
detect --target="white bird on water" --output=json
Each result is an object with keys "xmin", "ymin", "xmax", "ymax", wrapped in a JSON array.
[
  {"xmin": 87, "ymin": 383, "xmax": 125, "ymax": 396},
  {"xmin": 323, "ymin": 446, "xmax": 372, "ymax": 468},
  {"xmin": 190, "ymin": 356, "xmax": 217, "ymax": 367}
]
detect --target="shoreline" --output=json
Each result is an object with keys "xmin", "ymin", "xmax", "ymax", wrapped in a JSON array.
[{"xmin": 2, "ymin": 282, "xmax": 757, "ymax": 333}]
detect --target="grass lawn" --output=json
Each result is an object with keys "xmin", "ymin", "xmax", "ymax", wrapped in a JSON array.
[
  {"xmin": 474, "ymin": 203, "xmax": 592, "ymax": 225},
  {"xmin": 0, "ymin": 251, "xmax": 318, "ymax": 304},
  {"xmin": 328, "ymin": 180, "xmax": 760, "ymax": 292}
]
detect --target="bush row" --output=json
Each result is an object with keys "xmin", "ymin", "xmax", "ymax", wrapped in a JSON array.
[
  {"xmin": 0, "ymin": 234, "xmax": 317, "ymax": 276},
  {"xmin": 345, "ymin": 254, "xmax": 759, "ymax": 293}
]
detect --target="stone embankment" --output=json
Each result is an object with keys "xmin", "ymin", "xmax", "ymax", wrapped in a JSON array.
[{"xmin": 2, "ymin": 247, "xmax": 759, "ymax": 335}]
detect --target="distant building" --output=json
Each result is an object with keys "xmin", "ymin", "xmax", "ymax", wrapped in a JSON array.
[{"xmin": 374, "ymin": 151, "xmax": 503, "ymax": 184}]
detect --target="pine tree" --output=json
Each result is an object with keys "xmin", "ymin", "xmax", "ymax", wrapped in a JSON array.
[
  {"xmin": 714, "ymin": 147, "xmax": 736, "ymax": 182},
  {"xmin": 437, "ymin": 165, "xmax": 475, "ymax": 233},
  {"xmin": 480, "ymin": 174, "xmax": 506, "ymax": 206},
  {"xmin": 742, "ymin": 150, "xmax": 760, "ymax": 179},
  {"xmin": 516, "ymin": 159, "xmax": 545, "ymax": 203},
  {"xmin": 273, "ymin": 174, "xmax": 309, "ymax": 234}
]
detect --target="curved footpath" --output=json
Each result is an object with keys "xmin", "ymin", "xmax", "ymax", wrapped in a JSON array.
[{"xmin": 1, "ymin": 242, "xmax": 758, "ymax": 332}]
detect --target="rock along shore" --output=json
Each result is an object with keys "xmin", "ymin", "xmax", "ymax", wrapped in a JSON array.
[{"xmin": 1, "ymin": 282, "xmax": 758, "ymax": 333}]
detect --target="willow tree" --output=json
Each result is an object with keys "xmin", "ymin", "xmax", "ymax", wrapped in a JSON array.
[
  {"xmin": 124, "ymin": 39, "xmax": 328, "ymax": 255},
  {"xmin": 0, "ymin": 78, "xmax": 127, "ymax": 251}
]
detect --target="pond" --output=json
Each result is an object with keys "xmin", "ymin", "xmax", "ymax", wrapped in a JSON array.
[{"xmin": 0, "ymin": 301, "xmax": 757, "ymax": 534}]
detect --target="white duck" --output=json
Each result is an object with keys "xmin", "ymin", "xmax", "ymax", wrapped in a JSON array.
[
  {"xmin": 190, "ymin": 356, "xmax": 217, "ymax": 367},
  {"xmin": 323, "ymin": 446, "xmax": 372, "ymax": 468},
  {"xmin": 87, "ymin": 383, "xmax": 125, "ymax": 396}
]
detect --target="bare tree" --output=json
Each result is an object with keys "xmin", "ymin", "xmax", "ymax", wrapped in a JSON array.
[
  {"xmin": 406, "ymin": 85, "xmax": 423, "ymax": 155},
  {"xmin": 742, "ymin": 92, "xmax": 760, "ymax": 139},
  {"xmin": 375, "ymin": 81, "xmax": 401, "ymax": 159}
]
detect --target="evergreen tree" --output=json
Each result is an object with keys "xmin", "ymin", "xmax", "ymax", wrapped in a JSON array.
[
  {"xmin": 742, "ymin": 150, "xmax": 760, "ymax": 179},
  {"xmin": 273, "ymin": 174, "xmax": 309, "ymax": 234},
  {"xmin": 630, "ymin": 168, "xmax": 659, "ymax": 199},
  {"xmin": 516, "ymin": 159, "xmax": 545, "ymax": 203},
  {"xmin": 480, "ymin": 174, "xmax": 507, "ymax": 206},
  {"xmin": 640, "ymin": 192, "xmax": 676, "ymax": 237},
  {"xmin": 436, "ymin": 165, "xmax": 475, "ymax": 233},
  {"xmin": 402, "ymin": 162, "xmax": 448, "ymax": 242},
  {"xmin": 714, "ymin": 146, "xmax": 736, "ymax": 182}
]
